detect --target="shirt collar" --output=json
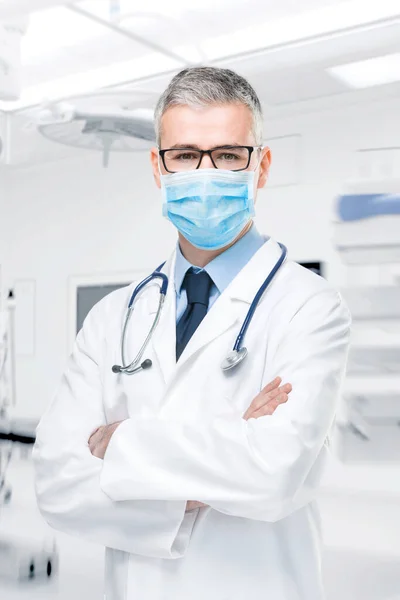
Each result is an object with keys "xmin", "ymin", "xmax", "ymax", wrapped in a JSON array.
[
  {"xmin": 174, "ymin": 245, "xmax": 196, "ymax": 295},
  {"xmin": 174, "ymin": 223, "xmax": 266, "ymax": 295}
]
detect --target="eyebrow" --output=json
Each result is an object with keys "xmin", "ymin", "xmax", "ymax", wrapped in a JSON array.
[{"xmin": 167, "ymin": 143, "xmax": 244, "ymax": 150}]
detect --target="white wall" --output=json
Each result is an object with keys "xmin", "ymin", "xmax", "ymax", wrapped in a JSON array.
[
  {"xmin": 2, "ymin": 94, "xmax": 400, "ymax": 419},
  {"xmin": 0, "ymin": 164, "xmax": 10, "ymax": 307},
  {"xmin": 2, "ymin": 150, "xmax": 176, "ymax": 418}
]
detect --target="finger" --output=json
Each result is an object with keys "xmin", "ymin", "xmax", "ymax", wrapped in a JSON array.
[
  {"xmin": 89, "ymin": 437, "xmax": 99, "ymax": 455},
  {"xmin": 248, "ymin": 383, "xmax": 292, "ymax": 413},
  {"xmin": 89, "ymin": 426, "xmax": 101, "ymax": 443},
  {"xmin": 246, "ymin": 392, "xmax": 289, "ymax": 420},
  {"xmin": 261, "ymin": 376, "xmax": 282, "ymax": 395},
  {"xmin": 262, "ymin": 382, "xmax": 291, "ymax": 398},
  {"xmin": 269, "ymin": 391, "xmax": 290, "ymax": 408},
  {"xmin": 89, "ymin": 430, "xmax": 101, "ymax": 449},
  {"xmin": 246, "ymin": 391, "xmax": 277, "ymax": 415},
  {"xmin": 89, "ymin": 425, "xmax": 106, "ymax": 453},
  {"xmin": 280, "ymin": 383, "xmax": 292, "ymax": 393},
  {"xmin": 255, "ymin": 392, "xmax": 289, "ymax": 417},
  {"xmin": 264, "ymin": 383, "xmax": 291, "ymax": 400},
  {"xmin": 89, "ymin": 436, "xmax": 100, "ymax": 454},
  {"xmin": 243, "ymin": 382, "xmax": 291, "ymax": 420},
  {"xmin": 242, "ymin": 407, "xmax": 252, "ymax": 420},
  {"xmin": 186, "ymin": 501, "xmax": 207, "ymax": 511}
]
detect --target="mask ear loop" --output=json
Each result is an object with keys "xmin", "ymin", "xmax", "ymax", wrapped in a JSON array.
[
  {"xmin": 252, "ymin": 145, "xmax": 265, "ymax": 172},
  {"xmin": 157, "ymin": 148, "xmax": 163, "ymax": 176}
]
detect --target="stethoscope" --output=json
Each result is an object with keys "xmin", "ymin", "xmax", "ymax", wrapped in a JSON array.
[{"xmin": 112, "ymin": 243, "xmax": 287, "ymax": 375}]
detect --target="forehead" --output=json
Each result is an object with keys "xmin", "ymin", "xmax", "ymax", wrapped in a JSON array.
[{"xmin": 159, "ymin": 103, "xmax": 255, "ymax": 148}]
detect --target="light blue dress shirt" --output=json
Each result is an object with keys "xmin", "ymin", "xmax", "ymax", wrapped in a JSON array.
[{"xmin": 175, "ymin": 225, "xmax": 266, "ymax": 323}]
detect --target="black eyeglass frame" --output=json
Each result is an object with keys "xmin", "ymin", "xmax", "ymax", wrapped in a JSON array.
[{"xmin": 158, "ymin": 145, "xmax": 263, "ymax": 173}]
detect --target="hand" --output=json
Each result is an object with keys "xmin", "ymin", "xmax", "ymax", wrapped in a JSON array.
[
  {"xmin": 186, "ymin": 501, "xmax": 207, "ymax": 512},
  {"xmin": 243, "ymin": 376, "xmax": 292, "ymax": 421},
  {"xmin": 88, "ymin": 421, "xmax": 123, "ymax": 459}
]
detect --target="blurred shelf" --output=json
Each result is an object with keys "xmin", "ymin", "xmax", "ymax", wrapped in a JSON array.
[
  {"xmin": 344, "ymin": 375, "xmax": 400, "ymax": 394},
  {"xmin": 341, "ymin": 286, "xmax": 400, "ymax": 320},
  {"xmin": 347, "ymin": 346, "xmax": 400, "ymax": 375},
  {"xmin": 320, "ymin": 454, "xmax": 400, "ymax": 498},
  {"xmin": 344, "ymin": 393, "xmax": 400, "ymax": 418},
  {"xmin": 334, "ymin": 421, "xmax": 400, "ymax": 465},
  {"xmin": 332, "ymin": 183, "xmax": 400, "ymax": 500},
  {"xmin": 334, "ymin": 214, "xmax": 400, "ymax": 265}
]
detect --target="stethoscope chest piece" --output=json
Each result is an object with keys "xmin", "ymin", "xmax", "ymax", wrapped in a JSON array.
[{"xmin": 221, "ymin": 347, "xmax": 248, "ymax": 371}]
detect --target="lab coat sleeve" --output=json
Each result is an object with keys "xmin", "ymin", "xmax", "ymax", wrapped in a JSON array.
[
  {"xmin": 32, "ymin": 299, "xmax": 197, "ymax": 558},
  {"xmin": 100, "ymin": 289, "xmax": 351, "ymax": 522}
]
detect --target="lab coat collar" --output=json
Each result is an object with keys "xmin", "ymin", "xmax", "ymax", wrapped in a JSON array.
[
  {"xmin": 227, "ymin": 237, "xmax": 285, "ymax": 304},
  {"xmin": 147, "ymin": 237, "xmax": 286, "ymax": 386}
]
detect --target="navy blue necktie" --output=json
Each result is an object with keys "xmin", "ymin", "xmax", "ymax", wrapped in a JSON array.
[{"xmin": 176, "ymin": 269, "xmax": 213, "ymax": 360}]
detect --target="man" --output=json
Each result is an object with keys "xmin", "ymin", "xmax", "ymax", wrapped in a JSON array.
[{"xmin": 33, "ymin": 67, "xmax": 351, "ymax": 600}]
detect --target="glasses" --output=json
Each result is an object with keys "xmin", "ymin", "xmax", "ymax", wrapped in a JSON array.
[{"xmin": 159, "ymin": 145, "xmax": 262, "ymax": 173}]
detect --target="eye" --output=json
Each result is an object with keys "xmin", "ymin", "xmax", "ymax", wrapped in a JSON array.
[
  {"xmin": 216, "ymin": 152, "xmax": 240, "ymax": 161},
  {"xmin": 174, "ymin": 152, "xmax": 198, "ymax": 161}
]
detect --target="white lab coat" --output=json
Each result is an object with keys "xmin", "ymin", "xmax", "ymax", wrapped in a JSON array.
[{"xmin": 33, "ymin": 238, "xmax": 351, "ymax": 600}]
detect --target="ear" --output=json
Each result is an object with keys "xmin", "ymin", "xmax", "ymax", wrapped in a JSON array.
[
  {"xmin": 150, "ymin": 147, "xmax": 161, "ymax": 189},
  {"xmin": 257, "ymin": 146, "xmax": 271, "ymax": 189}
]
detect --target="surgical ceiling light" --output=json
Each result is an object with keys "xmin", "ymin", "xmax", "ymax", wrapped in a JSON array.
[{"xmin": 34, "ymin": 91, "xmax": 157, "ymax": 167}]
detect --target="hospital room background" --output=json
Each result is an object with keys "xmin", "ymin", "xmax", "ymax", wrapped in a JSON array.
[{"xmin": 0, "ymin": 1, "xmax": 399, "ymax": 598}]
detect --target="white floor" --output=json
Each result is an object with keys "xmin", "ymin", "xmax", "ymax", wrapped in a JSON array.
[
  {"xmin": 0, "ymin": 454, "xmax": 104, "ymax": 600},
  {"xmin": 1, "ymin": 454, "xmax": 400, "ymax": 600}
]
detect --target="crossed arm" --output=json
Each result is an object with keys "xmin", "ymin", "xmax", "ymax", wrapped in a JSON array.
[
  {"xmin": 88, "ymin": 376, "xmax": 292, "ymax": 511},
  {"xmin": 33, "ymin": 289, "xmax": 350, "ymax": 557}
]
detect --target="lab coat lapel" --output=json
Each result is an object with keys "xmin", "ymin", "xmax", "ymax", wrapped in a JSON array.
[
  {"xmin": 175, "ymin": 238, "xmax": 285, "ymax": 372},
  {"xmin": 146, "ymin": 251, "xmax": 177, "ymax": 386}
]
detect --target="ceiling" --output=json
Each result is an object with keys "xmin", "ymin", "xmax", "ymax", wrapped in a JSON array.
[{"xmin": 0, "ymin": 0, "xmax": 399, "ymax": 166}]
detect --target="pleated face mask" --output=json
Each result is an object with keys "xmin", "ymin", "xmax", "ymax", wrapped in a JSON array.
[{"xmin": 160, "ymin": 168, "xmax": 256, "ymax": 250}]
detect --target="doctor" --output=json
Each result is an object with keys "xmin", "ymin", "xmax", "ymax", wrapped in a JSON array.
[{"xmin": 33, "ymin": 67, "xmax": 351, "ymax": 600}]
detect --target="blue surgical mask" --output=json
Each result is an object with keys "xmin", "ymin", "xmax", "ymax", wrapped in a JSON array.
[{"xmin": 160, "ymin": 168, "xmax": 256, "ymax": 250}]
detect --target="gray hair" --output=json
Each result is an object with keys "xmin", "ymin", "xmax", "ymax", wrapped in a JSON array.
[{"xmin": 154, "ymin": 66, "xmax": 263, "ymax": 146}]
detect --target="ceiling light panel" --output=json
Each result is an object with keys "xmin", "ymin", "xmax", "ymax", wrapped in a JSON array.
[
  {"xmin": 77, "ymin": 0, "xmax": 352, "ymax": 21},
  {"xmin": 21, "ymin": 6, "xmax": 110, "ymax": 65},
  {"xmin": 19, "ymin": 4, "xmax": 183, "ymax": 91},
  {"xmin": 327, "ymin": 53, "xmax": 400, "ymax": 88},
  {"xmin": 202, "ymin": 0, "xmax": 400, "ymax": 60},
  {"xmin": 76, "ymin": 0, "xmax": 353, "ymax": 48},
  {"xmin": 0, "ymin": 52, "xmax": 181, "ymax": 111},
  {"xmin": 0, "ymin": 1, "xmax": 68, "ymax": 20},
  {"xmin": 2, "ymin": 0, "xmax": 399, "ymax": 113}
]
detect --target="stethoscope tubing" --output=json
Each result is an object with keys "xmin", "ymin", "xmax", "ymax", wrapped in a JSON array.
[
  {"xmin": 233, "ymin": 243, "xmax": 287, "ymax": 352},
  {"xmin": 128, "ymin": 269, "xmax": 168, "ymax": 309},
  {"xmin": 114, "ymin": 245, "xmax": 287, "ymax": 374},
  {"xmin": 117, "ymin": 269, "xmax": 167, "ymax": 374}
]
